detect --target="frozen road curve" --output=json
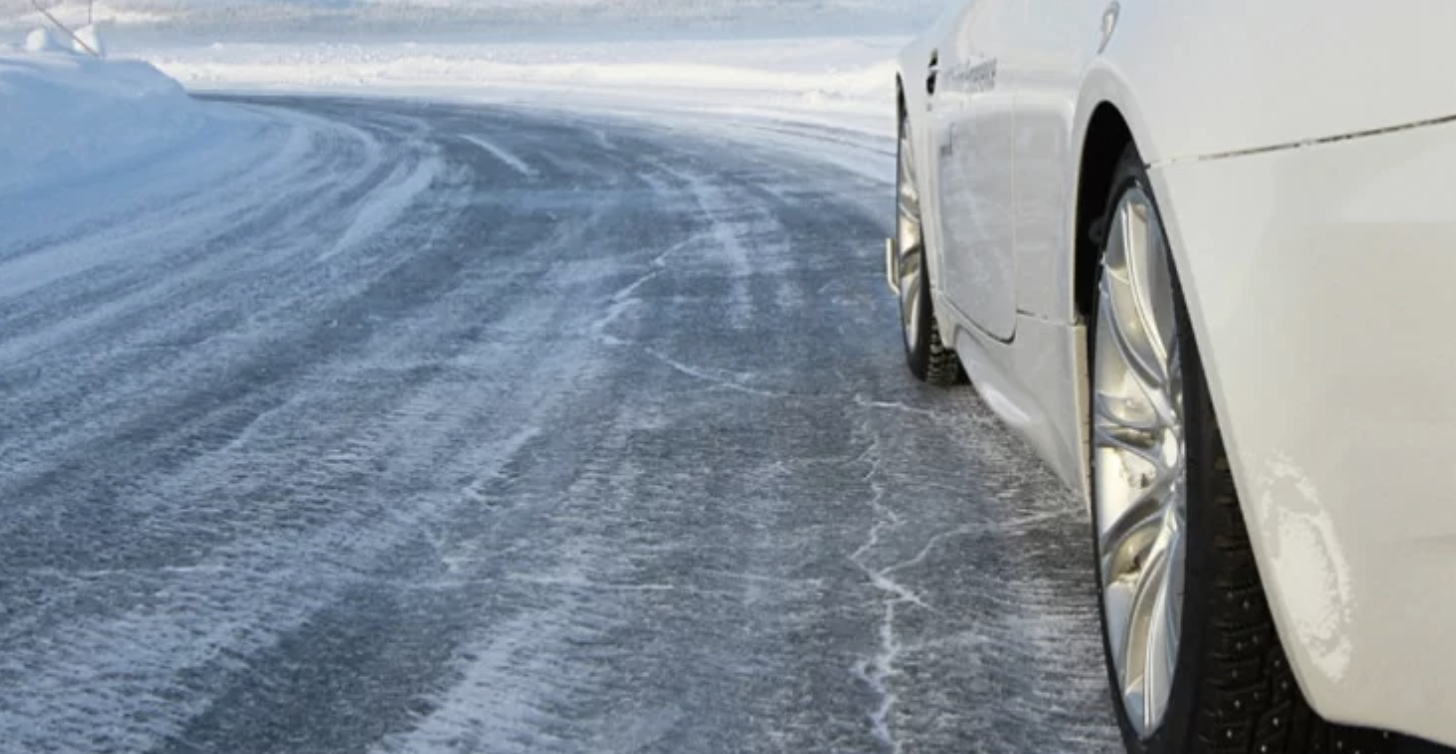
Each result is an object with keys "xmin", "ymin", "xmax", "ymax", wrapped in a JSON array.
[{"xmin": 0, "ymin": 97, "xmax": 1121, "ymax": 754}]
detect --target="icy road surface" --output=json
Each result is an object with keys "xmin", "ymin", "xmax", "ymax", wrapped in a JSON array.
[{"xmin": 0, "ymin": 97, "xmax": 1121, "ymax": 754}]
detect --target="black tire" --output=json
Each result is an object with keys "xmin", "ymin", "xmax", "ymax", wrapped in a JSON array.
[
  {"xmin": 1092, "ymin": 146, "xmax": 1393, "ymax": 754},
  {"xmin": 903, "ymin": 260, "xmax": 963, "ymax": 387},
  {"xmin": 897, "ymin": 109, "xmax": 964, "ymax": 387}
]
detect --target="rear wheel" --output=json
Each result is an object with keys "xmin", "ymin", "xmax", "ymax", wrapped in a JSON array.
[
  {"xmin": 1090, "ymin": 146, "xmax": 1393, "ymax": 754},
  {"xmin": 896, "ymin": 108, "xmax": 962, "ymax": 386}
]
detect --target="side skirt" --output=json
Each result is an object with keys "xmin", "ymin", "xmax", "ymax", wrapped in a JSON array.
[{"xmin": 944, "ymin": 307, "xmax": 1090, "ymax": 508}]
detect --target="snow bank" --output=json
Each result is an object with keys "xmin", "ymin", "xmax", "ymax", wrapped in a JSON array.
[
  {"xmin": 72, "ymin": 22, "xmax": 107, "ymax": 56},
  {"xmin": 0, "ymin": 0, "xmax": 944, "ymax": 38},
  {"xmin": 0, "ymin": 44, "xmax": 214, "ymax": 195},
  {"xmin": 136, "ymin": 37, "xmax": 905, "ymax": 135},
  {"xmin": 0, "ymin": 2, "xmax": 174, "ymax": 32},
  {"xmin": 24, "ymin": 26, "xmax": 61, "ymax": 51}
]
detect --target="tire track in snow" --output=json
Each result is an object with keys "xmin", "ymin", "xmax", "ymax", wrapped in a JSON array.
[
  {"xmin": 318, "ymin": 154, "xmax": 448, "ymax": 262},
  {"xmin": 461, "ymin": 133, "xmax": 538, "ymax": 178}
]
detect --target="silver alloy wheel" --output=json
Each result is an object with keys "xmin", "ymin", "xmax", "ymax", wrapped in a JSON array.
[
  {"xmin": 1093, "ymin": 187, "xmax": 1187, "ymax": 739},
  {"xmin": 897, "ymin": 119, "xmax": 925, "ymax": 345}
]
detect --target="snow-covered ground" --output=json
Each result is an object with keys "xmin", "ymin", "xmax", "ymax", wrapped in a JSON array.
[
  {"xmin": 1, "ymin": 0, "xmax": 944, "ymax": 38},
  {"xmin": 0, "ymin": 35, "xmax": 273, "ymax": 200},
  {"xmin": 0, "ymin": 13, "xmax": 911, "ymax": 233},
  {"xmin": 2, "ymin": 12, "xmax": 916, "ymax": 205},
  {"xmin": 0, "ymin": 9, "xmax": 1131, "ymax": 754},
  {"xmin": 0, "ymin": 71, "xmax": 1121, "ymax": 754},
  {"xmin": 133, "ymin": 37, "xmax": 905, "ymax": 136},
  {"xmin": 6, "ymin": 0, "xmax": 932, "ymax": 139}
]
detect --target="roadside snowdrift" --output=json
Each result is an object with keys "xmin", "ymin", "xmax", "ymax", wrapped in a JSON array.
[
  {"xmin": 0, "ymin": 45, "xmax": 213, "ymax": 195},
  {"xmin": 137, "ymin": 37, "xmax": 904, "ymax": 135},
  {"xmin": 0, "ymin": 0, "xmax": 944, "ymax": 38}
]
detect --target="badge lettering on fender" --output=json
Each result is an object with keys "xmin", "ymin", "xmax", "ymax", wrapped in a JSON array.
[{"xmin": 948, "ymin": 58, "xmax": 998, "ymax": 95}]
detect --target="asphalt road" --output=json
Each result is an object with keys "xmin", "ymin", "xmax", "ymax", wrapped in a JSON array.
[{"xmin": 0, "ymin": 97, "xmax": 1121, "ymax": 754}]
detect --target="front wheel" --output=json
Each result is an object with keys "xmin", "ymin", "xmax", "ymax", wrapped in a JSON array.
[
  {"xmin": 896, "ymin": 109, "xmax": 962, "ymax": 386},
  {"xmin": 1089, "ymin": 145, "xmax": 1391, "ymax": 754}
]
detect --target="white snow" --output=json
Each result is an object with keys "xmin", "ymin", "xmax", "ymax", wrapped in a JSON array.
[
  {"xmin": 2, "ymin": 24, "xmax": 907, "ymax": 213},
  {"xmin": 23, "ymin": 26, "xmax": 58, "ymax": 51},
  {"xmin": 71, "ymin": 22, "xmax": 106, "ymax": 55},
  {"xmin": 130, "ymin": 36, "xmax": 906, "ymax": 137},
  {"xmin": 1, "ymin": 0, "xmax": 944, "ymax": 37},
  {"xmin": 1, "ymin": 2, "xmax": 179, "ymax": 30},
  {"xmin": 0, "ymin": 8, "xmax": 1128, "ymax": 754},
  {"xmin": 0, "ymin": 45, "xmax": 217, "ymax": 196},
  {"xmin": 318, "ymin": 154, "xmax": 446, "ymax": 262},
  {"xmin": 460, "ymin": 134, "xmax": 536, "ymax": 178},
  {"xmin": 2, "ymin": 0, "xmax": 922, "ymax": 217}
]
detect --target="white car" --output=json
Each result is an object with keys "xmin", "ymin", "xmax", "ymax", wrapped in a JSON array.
[{"xmin": 887, "ymin": 2, "xmax": 1456, "ymax": 752}]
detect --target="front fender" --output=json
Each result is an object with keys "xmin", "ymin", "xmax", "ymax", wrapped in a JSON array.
[
  {"xmin": 895, "ymin": 36, "xmax": 937, "ymax": 134},
  {"xmin": 1095, "ymin": 0, "xmax": 1456, "ymax": 164}
]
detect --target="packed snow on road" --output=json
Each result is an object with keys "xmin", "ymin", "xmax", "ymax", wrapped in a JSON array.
[{"xmin": 0, "ymin": 5, "xmax": 1123, "ymax": 753}]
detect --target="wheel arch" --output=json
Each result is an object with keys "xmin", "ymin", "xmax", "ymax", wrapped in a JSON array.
[
  {"xmin": 1068, "ymin": 72, "xmax": 1350, "ymax": 732},
  {"xmin": 1072, "ymin": 103, "xmax": 1134, "ymax": 326}
]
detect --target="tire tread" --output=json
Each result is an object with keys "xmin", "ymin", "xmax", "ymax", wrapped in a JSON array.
[{"xmin": 923, "ymin": 315, "xmax": 962, "ymax": 387}]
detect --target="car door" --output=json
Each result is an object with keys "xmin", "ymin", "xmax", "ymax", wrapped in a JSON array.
[
  {"xmin": 929, "ymin": 0, "xmax": 1022, "ymax": 342},
  {"xmin": 1013, "ymin": 0, "xmax": 1109, "ymax": 320}
]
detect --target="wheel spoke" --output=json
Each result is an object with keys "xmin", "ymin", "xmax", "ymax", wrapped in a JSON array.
[
  {"xmin": 898, "ymin": 130, "xmax": 920, "ymax": 225},
  {"xmin": 1097, "ymin": 472, "xmax": 1171, "ymax": 572},
  {"xmin": 1093, "ymin": 423, "xmax": 1168, "ymax": 477},
  {"xmin": 901, "ymin": 268, "xmax": 922, "ymax": 346},
  {"xmin": 1161, "ymin": 506, "xmax": 1186, "ymax": 675},
  {"xmin": 1119, "ymin": 523, "xmax": 1173, "ymax": 730},
  {"xmin": 1093, "ymin": 388, "xmax": 1160, "ymax": 436},
  {"xmin": 898, "ymin": 175, "xmax": 919, "ymax": 221},
  {"xmin": 1097, "ymin": 294, "xmax": 1182, "ymax": 440},
  {"xmin": 1126, "ymin": 202, "xmax": 1177, "ymax": 372},
  {"xmin": 1102, "ymin": 202, "xmax": 1163, "ymax": 383},
  {"xmin": 898, "ymin": 190, "xmax": 920, "ymax": 240},
  {"xmin": 1101, "ymin": 192, "xmax": 1180, "ymax": 426},
  {"xmin": 1101, "ymin": 276, "xmax": 1177, "ymax": 423},
  {"xmin": 1140, "ymin": 525, "xmax": 1179, "ymax": 731},
  {"xmin": 899, "ymin": 242, "xmax": 922, "ymax": 315}
]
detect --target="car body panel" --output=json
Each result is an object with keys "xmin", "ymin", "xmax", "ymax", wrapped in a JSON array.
[
  {"xmin": 895, "ymin": 1, "xmax": 1456, "ymax": 747},
  {"xmin": 928, "ymin": 0, "xmax": 1020, "ymax": 340},
  {"xmin": 951, "ymin": 315, "xmax": 1088, "ymax": 493},
  {"xmin": 1152, "ymin": 119, "xmax": 1456, "ymax": 747},
  {"xmin": 1012, "ymin": 0, "xmax": 1108, "ymax": 321},
  {"xmin": 1095, "ymin": 0, "xmax": 1456, "ymax": 165}
]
